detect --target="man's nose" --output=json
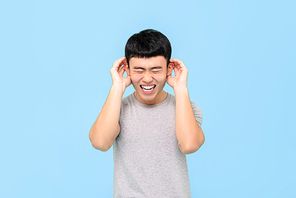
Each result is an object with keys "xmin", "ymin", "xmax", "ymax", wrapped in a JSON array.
[{"xmin": 143, "ymin": 71, "xmax": 153, "ymax": 83}]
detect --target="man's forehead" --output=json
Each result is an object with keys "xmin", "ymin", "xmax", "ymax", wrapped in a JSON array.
[{"xmin": 129, "ymin": 56, "xmax": 167, "ymax": 68}]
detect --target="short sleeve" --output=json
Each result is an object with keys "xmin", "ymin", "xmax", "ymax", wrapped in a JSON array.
[{"xmin": 191, "ymin": 102, "xmax": 203, "ymax": 127}]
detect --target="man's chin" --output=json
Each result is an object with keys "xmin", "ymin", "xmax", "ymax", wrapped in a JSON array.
[
  {"xmin": 136, "ymin": 91, "xmax": 155, "ymax": 99},
  {"xmin": 134, "ymin": 90, "xmax": 157, "ymax": 103}
]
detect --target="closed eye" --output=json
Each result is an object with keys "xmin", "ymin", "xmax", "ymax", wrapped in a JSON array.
[
  {"xmin": 152, "ymin": 70, "xmax": 161, "ymax": 73},
  {"xmin": 134, "ymin": 70, "xmax": 144, "ymax": 74},
  {"xmin": 151, "ymin": 66, "xmax": 163, "ymax": 73}
]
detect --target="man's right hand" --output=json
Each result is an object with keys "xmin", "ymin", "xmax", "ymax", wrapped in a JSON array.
[
  {"xmin": 90, "ymin": 57, "xmax": 130, "ymax": 151},
  {"xmin": 110, "ymin": 57, "xmax": 131, "ymax": 92}
]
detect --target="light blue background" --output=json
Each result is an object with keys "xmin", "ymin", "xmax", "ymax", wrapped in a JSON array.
[{"xmin": 1, "ymin": 0, "xmax": 295, "ymax": 197}]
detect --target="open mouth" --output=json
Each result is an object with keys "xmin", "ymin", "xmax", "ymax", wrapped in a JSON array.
[{"xmin": 140, "ymin": 85, "xmax": 156, "ymax": 91}]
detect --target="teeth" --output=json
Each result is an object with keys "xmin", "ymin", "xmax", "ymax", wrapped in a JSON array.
[{"xmin": 141, "ymin": 85, "xmax": 155, "ymax": 91}]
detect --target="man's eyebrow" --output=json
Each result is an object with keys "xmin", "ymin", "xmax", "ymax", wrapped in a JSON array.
[
  {"xmin": 150, "ymin": 66, "xmax": 163, "ymax": 70},
  {"xmin": 133, "ymin": 66, "xmax": 163, "ymax": 70},
  {"xmin": 133, "ymin": 66, "xmax": 145, "ymax": 70}
]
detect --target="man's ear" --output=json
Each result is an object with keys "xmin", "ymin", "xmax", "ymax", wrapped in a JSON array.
[
  {"xmin": 167, "ymin": 62, "xmax": 174, "ymax": 77},
  {"xmin": 124, "ymin": 61, "xmax": 130, "ymax": 76}
]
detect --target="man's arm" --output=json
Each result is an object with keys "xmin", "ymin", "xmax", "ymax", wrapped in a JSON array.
[
  {"xmin": 167, "ymin": 59, "xmax": 205, "ymax": 154},
  {"xmin": 89, "ymin": 57, "xmax": 131, "ymax": 151},
  {"xmin": 174, "ymin": 87, "xmax": 205, "ymax": 154}
]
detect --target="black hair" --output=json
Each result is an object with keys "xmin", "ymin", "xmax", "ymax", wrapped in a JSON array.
[{"xmin": 125, "ymin": 29, "xmax": 172, "ymax": 67}]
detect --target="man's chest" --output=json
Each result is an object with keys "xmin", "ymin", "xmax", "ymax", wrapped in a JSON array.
[{"xmin": 118, "ymin": 105, "xmax": 177, "ymax": 150}]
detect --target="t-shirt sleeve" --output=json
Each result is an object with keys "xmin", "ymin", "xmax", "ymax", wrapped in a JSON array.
[{"xmin": 191, "ymin": 102, "xmax": 203, "ymax": 127}]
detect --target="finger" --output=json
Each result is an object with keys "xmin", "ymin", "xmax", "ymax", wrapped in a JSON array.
[
  {"xmin": 120, "ymin": 57, "xmax": 128, "ymax": 71},
  {"xmin": 113, "ymin": 57, "xmax": 126, "ymax": 71},
  {"xmin": 119, "ymin": 64, "xmax": 127, "ymax": 77},
  {"xmin": 169, "ymin": 60, "xmax": 180, "ymax": 71},
  {"xmin": 170, "ymin": 58, "xmax": 181, "ymax": 64},
  {"xmin": 170, "ymin": 59, "xmax": 185, "ymax": 68},
  {"xmin": 174, "ymin": 68, "xmax": 181, "ymax": 77},
  {"xmin": 122, "ymin": 57, "xmax": 127, "ymax": 65},
  {"xmin": 119, "ymin": 60, "xmax": 130, "ymax": 77},
  {"xmin": 170, "ymin": 58, "xmax": 182, "ymax": 63},
  {"xmin": 118, "ymin": 64, "xmax": 122, "ymax": 74},
  {"xmin": 170, "ymin": 62, "xmax": 179, "ymax": 71}
]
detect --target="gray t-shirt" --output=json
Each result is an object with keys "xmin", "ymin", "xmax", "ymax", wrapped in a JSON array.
[{"xmin": 113, "ymin": 92, "xmax": 203, "ymax": 197}]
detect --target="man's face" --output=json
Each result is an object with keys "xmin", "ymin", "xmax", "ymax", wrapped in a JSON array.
[{"xmin": 127, "ymin": 56, "xmax": 169, "ymax": 105}]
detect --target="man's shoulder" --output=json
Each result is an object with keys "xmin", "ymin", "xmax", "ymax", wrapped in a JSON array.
[
  {"xmin": 121, "ymin": 93, "xmax": 138, "ymax": 111},
  {"xmin": 122, "ymin": 93, "xmax": 134, "ymax": 105}
]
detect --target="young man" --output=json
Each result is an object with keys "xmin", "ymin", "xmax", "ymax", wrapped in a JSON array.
[{"xmin": 89, "ymin": 29, "xmax": 205, "ymax": 197}]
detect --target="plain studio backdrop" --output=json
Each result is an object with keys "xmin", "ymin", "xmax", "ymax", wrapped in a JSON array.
[{"xmin": 0, "ymin": 0, "xmax": 295, "ymax": 197}]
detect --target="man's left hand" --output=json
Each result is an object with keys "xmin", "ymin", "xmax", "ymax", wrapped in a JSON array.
[{"xmin": 167, "ymin": 59, "xmax": 188, "ymax": 90}]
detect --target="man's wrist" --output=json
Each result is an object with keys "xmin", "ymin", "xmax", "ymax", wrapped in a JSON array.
[
  {"xmin": 111, "ymin": 83, "xmax": 126, "ymax": 95},
  {"xmin": 173, "ymin": 86, "xmax": 188, "ymax": 95}
]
